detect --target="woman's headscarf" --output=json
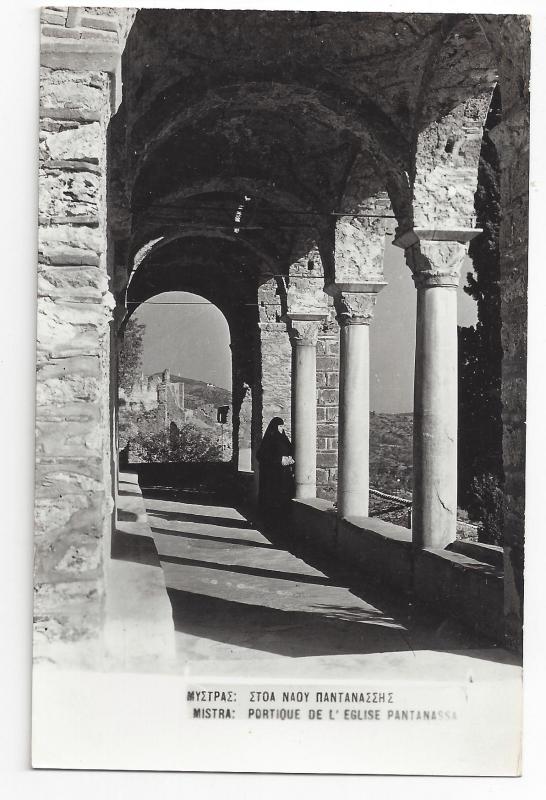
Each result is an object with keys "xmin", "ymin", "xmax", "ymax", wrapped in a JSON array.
[
  {"xmin": 257, "ymin": 417, "xmax": 290, "ymax": 463},
  {"xmin": 263, "ymin": 417, "xmax": 284, "ymax": 438}
]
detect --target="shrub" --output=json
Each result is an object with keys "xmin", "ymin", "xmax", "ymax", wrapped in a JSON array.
[
  {"xmin": 131, "ymin": 422, "xmax": 222, "ymax": 464},
  {"xmin": 466, "ymin": 473, "xmax": 504, "ymax": 546}
]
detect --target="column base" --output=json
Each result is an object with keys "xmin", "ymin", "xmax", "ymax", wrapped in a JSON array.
[
  {"xmin": 295, "ymin": 484, "xmax": 317, "ymax": 501},
  {"xmin": 337, "ymin": 491, "xmax": 369, "ymax": 519}
]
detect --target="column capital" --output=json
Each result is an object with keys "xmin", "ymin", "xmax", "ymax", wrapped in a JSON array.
[
  {"xmin": 285, "ymin": 314, "xmax": 326, "ymax": 346},
  {"xmin": 325, "ymin": 283, "xmax": 387, "ymax": 326},
  {"xmin": 392, "ymin": 228, "xmax": 482, "ymax": 290}
]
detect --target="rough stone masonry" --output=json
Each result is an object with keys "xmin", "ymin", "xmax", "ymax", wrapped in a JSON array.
[{"xmin": 37, "ymin": 8, "xmax": 136, "ymax": 665}]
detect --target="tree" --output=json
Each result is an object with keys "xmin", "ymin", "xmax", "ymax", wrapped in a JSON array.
[
  {"xmin": 118, "ymin": 318, "xmax": 146, "ymax": 393},
  {"xmin": 458, "ymin": 85, "xmax": 504, "ymax": 544},
  {"xmin": 466, "ymin": 474, "xmax": 504, "ymax": 546}
]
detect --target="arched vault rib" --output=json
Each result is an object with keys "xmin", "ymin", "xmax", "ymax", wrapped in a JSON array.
[
  {"xmin": 128, "ymin": 234, "xmax": 268, "ymax": 306},
  {"xmin": 128, "ymin": 185, "xmax": 339, "ymax": 290},
  {"xmin": 132, "ymin": 178, "xmax": 317, "ymax": 218},
  {"xmin": 129, "ymin": 228, "xmax": 283, "ymax": 285},
  {"xmin": 126, "ymin": 239, "xmax": 261, "ymax": 336},
  {"xmin": 123, "ymin": 9, "xmax": 445, "ymax": 153},
  {"xmin": 130, "ymin": 81, "xmax": 409, "ymax": 202}
]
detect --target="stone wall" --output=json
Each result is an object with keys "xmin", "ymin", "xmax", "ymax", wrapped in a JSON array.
[
  {"xmin": 256, "ymin": 279, "xmax": 293, "ymax": 438},
  {"xmin": 37, "ymin": 65, "xmax": 113, "ymax": 665},
  {"xmin": 258, "ymin": 323, "xmax": 293, "ymax": 437},
  {"xmin": 256, "ymin": 273, "xmax": 339, "ymax": 501},
  {"xmin": 256, "ymin": 319, "xmax": 340, "ymax": 501},
  {"xmin": 36, "ymin": 8, "xmax": 134, "ymax": 666},
  {"xmin": 155, "ymin": 371, "xmax": 186, "ymax": 429},
  {"xmin": 413, "ymin": 94, "xmax": 493, "ymax": 229}
]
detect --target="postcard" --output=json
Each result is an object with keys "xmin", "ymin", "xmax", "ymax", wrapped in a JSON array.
[{"xmin": 33, "ymin": 5, "xmax": 528, "ymax": 775}]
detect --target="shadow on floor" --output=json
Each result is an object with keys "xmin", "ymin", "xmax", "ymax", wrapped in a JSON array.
[
  {"xmin": 166, "ymin": 580, "xmax": 517, "ymax": 663},
  {"xmin": 149, "ymin": 509, "xmax": 254, "ymax": 530},
  {"xmin": 244, "ymin": 508, "xmax": 519, "ymax": 665},
  {"xmin": 157, "ymin": 552, "xmax": 343, "ymax": 587},
  {"xmin": 150, "ymin": 525, "xmax": 275, "ymax": 551},
  {"xmin": 138, "ymin": 481, "xmax": 520, "ymax": 666},
  {"xmin": 141, "ymin": 486, "xmax": 230, "ymax": 507},
  {"xmin": 167, "ymin": 588, "xmax": 407, "ymax": 658}
]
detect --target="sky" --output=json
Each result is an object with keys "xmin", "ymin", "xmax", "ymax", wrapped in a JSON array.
[
  {"xmin": 135, "ymin": 291, "xmax": 233, "ymax": 388},
  {"xmin": 132, "ymin": 240, "xmax": 477, "ymax": 413},
  {"xmin": 370, "ymin": 240, "xmax": 477, "ymax": 412}
]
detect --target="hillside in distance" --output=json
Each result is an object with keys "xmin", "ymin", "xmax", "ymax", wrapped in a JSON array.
[
  {"xmin": 150, "ymin": 374, "xmax": 414, "ymax": 494},
  {"xmin": 150, "ymin": 372, "xmax": 231, "ymax": 409},
  {"xmin": 369, "ymin": 412, "xmax": 413, "ymax": 496}
]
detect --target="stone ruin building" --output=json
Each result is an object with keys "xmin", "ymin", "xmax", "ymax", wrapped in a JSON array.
[
  {"xmin": 121, "ymin": 368, "xmax": 190, "ymax": 428},
  {"xmin": 120, "ymin": 367, "xmax": 234, "ymax": 459},
  {"xmin": 36, "ymin": 9, "xmax": 529, "ymax": 670}
]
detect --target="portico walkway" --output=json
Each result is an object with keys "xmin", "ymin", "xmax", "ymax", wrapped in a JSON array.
[{"xmin": 142, "ymin": 484, "xmax": 520, "ymax": 681}]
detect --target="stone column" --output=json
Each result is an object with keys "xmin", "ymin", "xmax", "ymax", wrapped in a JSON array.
[
  {"xmin": 394, "ymin": 229, "xmax": 480, "ymax": 549},
  {"xmin": 288, "ymin": 316, "xmax": 325, "ymax": 499},
  {"xmin": 333, "ymin": 288, "xmax": 385, "ymax": 518}
]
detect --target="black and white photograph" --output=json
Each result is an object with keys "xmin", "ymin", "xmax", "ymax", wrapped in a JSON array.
[{"xmin": 14, "ymin": 0, "xmax": 540, "ymax": 780}]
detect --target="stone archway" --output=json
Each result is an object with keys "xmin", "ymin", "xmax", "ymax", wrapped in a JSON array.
[
  {"xmin": 117, "ymin": 289, "xmax": 234, "ymax": 470},
  {"xmin": 36, "ymin": 10, "xmax": 530, "ymax": 669}
]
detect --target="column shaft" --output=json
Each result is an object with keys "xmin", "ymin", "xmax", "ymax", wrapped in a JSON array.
[
  {"xmin": 393, "ymin": 230, "xmax": 480, "ymax": 550},
  {"xmin": 292, "ymin": 342, "xmax": 318, "ymax": 499},
  {"xmin": 413, "ymin": 285, "xmax": 458, "ymax": 548},
  {"xmin": 337, "ymin": 322, "xmax": 370, "ymax": 517}
]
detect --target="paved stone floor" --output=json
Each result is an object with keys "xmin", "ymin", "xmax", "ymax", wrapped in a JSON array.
[{"xmin": 143, "ymin": 486, "xmax": 521, "ymax": 681}]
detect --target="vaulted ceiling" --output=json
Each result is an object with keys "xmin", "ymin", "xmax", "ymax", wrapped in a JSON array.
[{"xmin": 110, "ymin": 10, "xmax": 497, "ymax": 305}]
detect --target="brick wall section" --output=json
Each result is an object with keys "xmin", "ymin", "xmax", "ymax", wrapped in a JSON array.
[
  {"xmin": 259, "ymin": 323, "xmax": 293, "ymax": 437},
  {"xmin": 256, "ymin": 280, "xmax": 293, "ymax": 440},
  {"xmin": 257, "ymin": 274, "xmax": 339, "ymax": 500},
  {"xmin": 36, "ymin": 65, "xmax": 114, "ymax": 665},
  {"xmin": 316, "ymin": 322, "xmax": 339, "ymax": 501}
]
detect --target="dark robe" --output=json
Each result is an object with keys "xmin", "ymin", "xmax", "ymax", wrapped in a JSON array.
[{"xmin": 256, "ymin": 421, "xmax": 294, "ymax": 513}]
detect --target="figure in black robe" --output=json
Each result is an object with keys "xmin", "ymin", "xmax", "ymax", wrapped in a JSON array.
[{"xmin": 256, "ymin": 417, "xmax": 295, "ymax": 514}]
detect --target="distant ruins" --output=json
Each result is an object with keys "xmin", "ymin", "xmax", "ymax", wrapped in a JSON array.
[
  {"xmin": 120, "ymin": 367, "xmax": 235, "ymax": 461},
  {"xmin": 120, "ymin": 368, "xmax": 192, "ymax": 429}
]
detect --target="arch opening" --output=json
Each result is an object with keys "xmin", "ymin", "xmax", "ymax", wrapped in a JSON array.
[{"xmin": 117, "ymin": 291, "xmax": 236, "ymax": 473}]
